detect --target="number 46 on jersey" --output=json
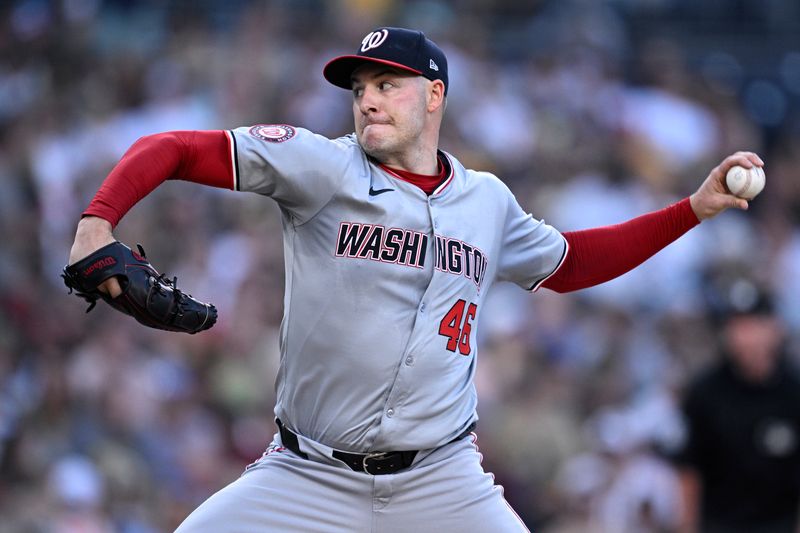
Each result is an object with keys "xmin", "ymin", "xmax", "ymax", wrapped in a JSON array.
[{"xmin": 438, "ymin": 299, "xmax": 478, "ymax": 356}]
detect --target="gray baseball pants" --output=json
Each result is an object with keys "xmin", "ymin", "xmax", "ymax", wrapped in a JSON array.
[{"xmin": 175, "ymin": 431, "xmax": 530, "ymax": 532}]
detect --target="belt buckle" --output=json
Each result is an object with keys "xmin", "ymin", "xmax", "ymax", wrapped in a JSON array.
[{"xmin": 362, "ymin": 451, "xmax": 389, "ymax": 474}]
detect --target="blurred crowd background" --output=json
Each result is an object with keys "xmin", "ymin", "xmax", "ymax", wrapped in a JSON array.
[{"xmin": 1, "ymin": 0, "xmax": 800, "ymax": 531}]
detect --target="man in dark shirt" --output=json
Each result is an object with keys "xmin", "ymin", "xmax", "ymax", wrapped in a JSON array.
[{"xmin": 676, "ymin": 281, "xmax": 800, "ymax": 533}]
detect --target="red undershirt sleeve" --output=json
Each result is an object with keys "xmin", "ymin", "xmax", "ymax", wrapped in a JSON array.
[
  {"xmin": 541, "ymin": 197, "xmax": 700, "ymax": 293},
  {"xmin": 83, "ymin": 130, "xmax": 234, "ymax": 227}
]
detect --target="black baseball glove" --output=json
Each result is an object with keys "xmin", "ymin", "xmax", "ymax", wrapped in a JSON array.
[{"xmin": 62, "ymin": 241, "xmax": 217, "ymax": 334}]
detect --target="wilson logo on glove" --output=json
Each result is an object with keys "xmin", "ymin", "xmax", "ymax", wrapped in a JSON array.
[
  {"xmin": 63, "ymin": 241, "xmax": 217, "ymax": 334},
  {"xmin": 83, "ymin": 256, "xmax": 116, "ymax": 276}
]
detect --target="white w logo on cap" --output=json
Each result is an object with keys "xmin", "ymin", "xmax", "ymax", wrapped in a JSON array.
[{"xmin": 361, "ymin": 29, "xmax": 389, "ymax": 52}]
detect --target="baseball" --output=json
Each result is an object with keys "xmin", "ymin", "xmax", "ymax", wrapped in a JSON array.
[{"xmin": 725, "ymin": 165, "xmax": 765, "ymax": 200}]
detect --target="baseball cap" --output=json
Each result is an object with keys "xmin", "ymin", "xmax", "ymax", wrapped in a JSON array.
[
  {"xmin": 704, "ymin": 270, "xmax": 775, "ymax": 323},
  {"xmin": 723, "ymin": 279, "xmax": 774, "ymax": 317},
  {"xmin": 323, "ymin": 27, "xmax": 448, "ymax": 95}
]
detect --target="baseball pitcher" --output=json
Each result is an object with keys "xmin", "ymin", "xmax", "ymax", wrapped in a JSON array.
[{"xmin": 66, "ymin": 27, "xmax": 763, "ymax": 532}]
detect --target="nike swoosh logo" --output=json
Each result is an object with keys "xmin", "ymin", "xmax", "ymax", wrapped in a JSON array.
[{"xmin": 368, "ymin": 186, "xmax": 394, "ymax": 197}]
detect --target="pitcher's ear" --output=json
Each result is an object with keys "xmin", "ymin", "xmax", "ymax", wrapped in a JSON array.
[{"xmin": 427, "ymin": 79, "xmax": 446, "ymax": 112}]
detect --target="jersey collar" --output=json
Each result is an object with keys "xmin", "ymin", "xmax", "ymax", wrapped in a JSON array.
[
  {"xmin": 361, "ymin": 143, "xmax": 458, "ymax": 199},
  {"xmin": 431, "ymin": 150, "xmax": 455, "ymax": 197}
]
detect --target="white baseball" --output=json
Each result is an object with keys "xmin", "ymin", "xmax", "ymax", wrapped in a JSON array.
[{"xmin": 725, "ymin": 165, "xmax": 765, "ymax": 200}]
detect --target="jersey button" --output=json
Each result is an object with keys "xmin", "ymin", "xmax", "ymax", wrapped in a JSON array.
[
  {"xmin": 405, "ymin": 355, "xmax": 415, "ymax": 366},
  {"xmin": 386, "ymin": 408, "xmax": 395, "ymax": 418},
  {"xmin": 419, "ymin": 302, "xmax": 426, "ymax": 313}
]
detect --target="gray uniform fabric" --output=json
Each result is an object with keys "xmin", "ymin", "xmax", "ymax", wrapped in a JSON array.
[
  {"xmin": 176, "ymin": 432, "xmax": 529, "ymax": 532},
  {"xmin": 177, "ymin": 124, "xmax": 565, "ymax": 531}
]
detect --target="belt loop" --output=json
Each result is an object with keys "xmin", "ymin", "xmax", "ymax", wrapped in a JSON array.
[{"xmin": 276, "ymin": 418, "xmax": 308, "ymax": 459}]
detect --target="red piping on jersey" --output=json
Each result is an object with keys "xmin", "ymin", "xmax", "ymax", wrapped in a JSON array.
[
  {"xmin": 541, "ymin": 197, "xmax": 700, "ymax": 293},
  {"xmin": 432, "ymin": 153, "xmax": 455, "ymax": 196},
  {"xmin": 224, "ymin": 130, "xmax": 239, "ymax": 191},
  {"xmin": 530, "ymin": 237, "xmax": 570, "ymax": 292}
]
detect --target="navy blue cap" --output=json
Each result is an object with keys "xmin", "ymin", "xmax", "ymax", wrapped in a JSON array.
[
  {"xmin": 324, "ymin": 27, "xmax": 448, "ymax": 95},
  {"xmin": 723, "ymin": 279, "xmax": 774, "ymax": 318},
  {"xmin": 704, "ymin": 271, "xmax": 775, "ymax": 324}
]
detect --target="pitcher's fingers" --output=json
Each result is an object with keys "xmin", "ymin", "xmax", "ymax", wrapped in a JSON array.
[{"xmin": 731, "ymin": 151, "xmax": 764, "ymax": 166}]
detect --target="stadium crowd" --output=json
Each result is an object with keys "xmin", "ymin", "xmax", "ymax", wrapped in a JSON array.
[{"xmin": 1, "ymin": 0, "xmax": 799, "ymax": 531}]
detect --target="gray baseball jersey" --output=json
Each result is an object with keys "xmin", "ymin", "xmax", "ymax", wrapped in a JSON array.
[{"xmin": 226, "ymin": 124, "xmax": 566, "ymax": 453}]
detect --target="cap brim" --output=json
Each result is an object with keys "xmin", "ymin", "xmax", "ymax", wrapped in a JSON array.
[{"xmin": 323, "ymin": 55, "xmax": 423, "ymax": 90}]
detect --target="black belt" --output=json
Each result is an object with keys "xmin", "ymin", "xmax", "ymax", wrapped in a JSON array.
[{"xmin": 276, "ymin": 419, "xmax": 476, "ymax": 475}]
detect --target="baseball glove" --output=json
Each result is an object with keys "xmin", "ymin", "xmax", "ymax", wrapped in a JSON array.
[{"xmin": 62, "ymin": 241, "xmax": 217, "ymax": 334}]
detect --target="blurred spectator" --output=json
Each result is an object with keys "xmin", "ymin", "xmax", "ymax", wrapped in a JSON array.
[
  {"xmin": 1, "ymin": 0, "xmax": 799, "ymax": 530},
  {"xmin": 552, "ymin": 391, "xmax": 684, "ymax": 533},
  {"xmin": 46, "ymin": 454, "xmax": 114, "ymax": 533},
  {"xmin": 673, "ymin": 280, "xmax": 800, "ymax": 533}
]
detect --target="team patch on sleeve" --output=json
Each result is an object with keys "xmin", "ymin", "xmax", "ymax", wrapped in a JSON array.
[{"xmin": 248, "ymin": 124, "xmax": 296, "ymax": 143}]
